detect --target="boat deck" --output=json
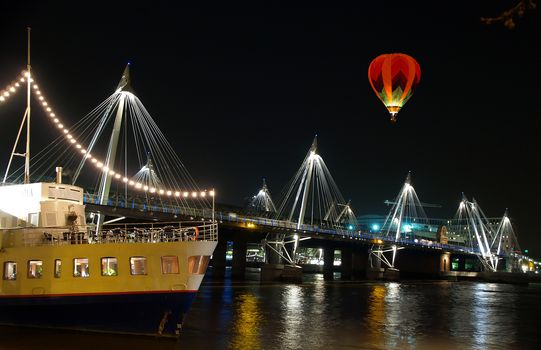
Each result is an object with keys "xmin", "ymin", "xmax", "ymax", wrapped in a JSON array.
[{"xmin": 1, "ymin": 221, "xmax": 218, "ymax": 247}]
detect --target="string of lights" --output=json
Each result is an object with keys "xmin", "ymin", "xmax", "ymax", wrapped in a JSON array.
[
  {"xmin": 0, "ymin": 72, "xmax": 27, "ymax": 103},
  {"xmin": 3, "ymin": 71, "xmax": 214, "ymax": 199}
]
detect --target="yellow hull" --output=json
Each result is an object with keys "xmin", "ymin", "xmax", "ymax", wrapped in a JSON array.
[
  {"xmin": 1, "ymin": 240, "xmax": 217, "ymax": 296},
  {"xmin": 0, "ymin": 230, "xmax": 217, "ymax": 336}
]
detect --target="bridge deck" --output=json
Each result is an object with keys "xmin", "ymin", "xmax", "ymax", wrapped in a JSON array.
[{"xmin": 83, "ymin": 194, "xmax": 484, "ymax": 256}]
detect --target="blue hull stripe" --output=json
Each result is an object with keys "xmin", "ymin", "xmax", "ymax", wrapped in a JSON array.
[{"xmin": 0, "ymin": 292, "xmax": 197, "ymax": 336}]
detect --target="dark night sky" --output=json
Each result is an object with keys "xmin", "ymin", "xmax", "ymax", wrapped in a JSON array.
[{"xmin": 1, "ymin": 2, "xmax": 540, "ymax": 256}]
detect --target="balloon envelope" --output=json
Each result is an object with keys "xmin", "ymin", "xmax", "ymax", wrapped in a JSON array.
[{"xmin": 368, "ymin": 53, "xmax": 421, "ymax": 122}]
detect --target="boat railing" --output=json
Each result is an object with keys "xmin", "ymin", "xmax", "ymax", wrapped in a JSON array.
[
  {"xmin": 95, "ymin": 220, "xmax": 218, "ymax": 244},
  {"xmin": 3, "ymin": 221, "xmax": 217, "ymax": 247}
]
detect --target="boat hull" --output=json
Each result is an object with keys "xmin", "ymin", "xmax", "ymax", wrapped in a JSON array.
[
  {"xmin": 1, "ymin": 224, "xmax": 218, "ymax": 337},
  {"xmin": 0, "ymin": 290, "xmax": 197, "ymax": 336}
]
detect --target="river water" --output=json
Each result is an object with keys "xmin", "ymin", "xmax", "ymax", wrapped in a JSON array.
[{"xmin": 1, "ymin": 270, "xmax": 540, "ymax": 349}]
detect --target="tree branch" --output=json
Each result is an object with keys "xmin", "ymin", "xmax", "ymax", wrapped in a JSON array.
[{"xmin": 481, "ymin": 0, "xmax": 536, "ymax": 29}]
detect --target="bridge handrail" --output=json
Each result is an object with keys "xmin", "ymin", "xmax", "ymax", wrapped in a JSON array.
[
  {"xmin": 84, "ymin": 195, "xmax": 484, "ymax": 255},
  {"xmin": 213, "ymin": 210, "xmax": 477, "ymax": 253}
]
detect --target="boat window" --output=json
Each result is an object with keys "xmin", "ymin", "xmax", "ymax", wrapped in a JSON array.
[
  {"xmin": 28, "ymin": 260, "xmax": 43, "ymax": 279},
  {"xmin": 188, "ymin": 256, "xmax": 211, "ymax": 275},
  {"xmin": 3, "ymin": 261, "xmax": 17, "ymax": 280},
  {"xmin": 101, "ymin": 257, "xmax": 118, "ymax": 276},
  {"xmin": 54, "ymin": 259, "xmax": 62, "ymax": 278},
  {"xmin": 73, "ymin": 258, "xmax": 89, "ymax": 278},
  {"xmin": 161, "ymin": 256, "xmax": 179, "ymax": 274},
  {"xmin": 130, "ymin": 257, "xmax": 147, "ymax": 275}
]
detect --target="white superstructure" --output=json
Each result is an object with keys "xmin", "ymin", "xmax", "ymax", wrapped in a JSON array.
[{"xmin": 0, "ymin": 181, "xmax": 85, "ymax": 229}]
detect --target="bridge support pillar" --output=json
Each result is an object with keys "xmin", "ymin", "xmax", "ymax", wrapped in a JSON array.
[
  {"xmin": 262, "ymin": 234, "xmax": 303, "ymax": 282},
  {"xmin": 323, "ymin": 246, "xmax": 335, "ymax": 280},
  {"xmin": 341, "ymin": 247, "xmax": 352, "ymax": 280},
  {"xmin": 440, "ymin": 252, "xmax": 451, "ymax": 273},
  {"xmin": 383, "ymin": 267, "xmax": 400, "ymax": 280},
  {"xmin": 395, "ymin": 249, "xmax": 459, "ymax": 279},
  {"xmin": 211, "ymin": 238, "xmax": 227, "ymax": 278},
  {"xmin": 366, "ymin": 248, "xmax": 384, "ymax": 280},
  {"xmin": 352, "ymin": 249, "xmax": 368, "ymax": 279},
  {"xmin": 232, "ymin": 239, "xmax": 247, "ymax": 280},
  {"xmin": 265, "ymin": 233, "xmax": 284, "ymax": 265}
]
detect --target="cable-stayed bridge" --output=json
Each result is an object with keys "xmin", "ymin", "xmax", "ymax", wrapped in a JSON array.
[{"xmin": 1, "ymin": 65, "xmax": 538, "ymax": 282}]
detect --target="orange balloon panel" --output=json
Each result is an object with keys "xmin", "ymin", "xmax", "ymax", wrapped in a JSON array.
[{"xmin": 368, "ymin": 53, "xmax": 421, "ymax": 122}]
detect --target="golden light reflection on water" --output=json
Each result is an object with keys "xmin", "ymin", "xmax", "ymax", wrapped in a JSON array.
[
  {"xmin": 367, "ymin": 282, "xmax": 423, "ymax": 349},
  {"xmin": 367, "ymin": 284, "xmax": 386, "ymax": 346},
  {"xmin": 228, "ymin": 293, "xmax": 262, "ymax": 350}
]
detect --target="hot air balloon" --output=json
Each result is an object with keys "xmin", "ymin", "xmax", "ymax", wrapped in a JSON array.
[{"xmin": 368, "ymin": 53, "xmax": 421, "ymax": 122}]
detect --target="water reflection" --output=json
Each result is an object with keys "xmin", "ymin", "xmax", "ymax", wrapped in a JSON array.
[
  {"xmin": 280, "ymin": 284, "xmax": 305, "ymax": 349},
  {"xmin": 228, "ymin": 293, "xmax": 262, "ymax": 350},
  {"xmin": 383, "ymin": 282, "xmax": 406, "ymax": 348},
  {"xmin": 1, "ymin": 280, "xmax": 539, "ymax": 350},
  {"xmin": 367, "ymin": 283, "xmax": 419, "ymax": 348},
  {"xmin": 470, "ymin": 283, "xmax": 518, "ymax": 350},
  {"xmin": 367, "ymin": 284, "xmax": 386, "ymax": 347}
]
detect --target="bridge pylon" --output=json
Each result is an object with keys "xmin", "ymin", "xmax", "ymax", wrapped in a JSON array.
[
  {"xmin": 452, "ymin": 196, "xmax": 520, "ymax": 272},
  {"xmin": 94, "ymin": 66, "xmax": 131, "ymax": 232},
  {"xmin": 368, "ymin": 173, "xmax": 428, "ymax": 279},
  {"xmin": 494, "ymin": 210, "xmax": 522, "ymax": 272},
  {"xmin": 273, "ymin": 136, "xmax": 357, "ymax": 265},
  {"xmin": 247, "ymin": 178, "xmax": 277, "ymax": 214}
]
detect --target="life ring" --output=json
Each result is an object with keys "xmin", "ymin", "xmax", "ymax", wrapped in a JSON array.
[{"xmin": 189, "ymin": 227, "xmax": 199, "ymax": 241}]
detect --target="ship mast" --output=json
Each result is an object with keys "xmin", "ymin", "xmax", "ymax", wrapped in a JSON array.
[
  {"xmin": 25, "ymin": 27, "xmax": 31, "ymax": 183},
  {"xmin": 2, "ymin": 27, "xmax": 32, "ymax": 184}
]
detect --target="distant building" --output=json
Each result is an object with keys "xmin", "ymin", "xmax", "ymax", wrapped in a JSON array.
[{"xmin": 356, "ymin": 214, "xmax": 504, "ymax": 246}]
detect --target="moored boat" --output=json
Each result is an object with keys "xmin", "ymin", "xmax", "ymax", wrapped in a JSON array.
[
  {"xmin": 0, "ymin": 181, "xmax": 217, "ymax": 336},
  {"xmin": 0, "ymin": 29, "xmax": 218, "ymax": 337}
]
